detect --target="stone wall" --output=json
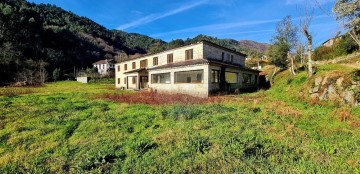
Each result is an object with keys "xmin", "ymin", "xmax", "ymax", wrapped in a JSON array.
[
  {"xmin": 309, "ymin": 74, "xmax": 360, "ymax": 106},
  {"xmin": 77, "ymin": 77, "xmax": 89, "ymax": 84}
]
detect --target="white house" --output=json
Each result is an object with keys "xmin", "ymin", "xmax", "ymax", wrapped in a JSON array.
[
  {"xmin": 92, "ymin": 59, "xmax": 115, "ymax": 75},
  {"xmin": 115, "ymin": 40, "xmax": 260, "ymax": 97}
]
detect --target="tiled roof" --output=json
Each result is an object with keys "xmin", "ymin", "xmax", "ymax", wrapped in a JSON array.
[
  {"xmin": 147, "ymin": 59, "xmax": 208, "ymax": 70},
  {"xmin": 124, "ymin": 68, "xmax": 147, "ymax": 74},
  {"xmin": 92, "ymin": 59, "xmax": 115, "ymax": 65},
  {"xmin": 118, "ymin": 40, "xmax": 247, "ymax": 63},
  {"xmin": 147, "ymin": 58, "xmax": 260, "ymax": 72}
]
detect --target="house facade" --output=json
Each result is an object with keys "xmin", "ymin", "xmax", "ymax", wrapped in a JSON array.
[
  {"xmin": 93, "ymin": 59, "xmax": 115, "ymax": 75},
  {"xmin": 115, "ymin": 41, "xmax": 260, "ymax": 97}
]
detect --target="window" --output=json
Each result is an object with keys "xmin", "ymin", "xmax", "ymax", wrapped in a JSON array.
[
  {"xmin": 151, "ymin": 73, "xmax": 171, "ymax": 84},
  {"xmin": 185, "ymin": 49, "xmax": 193, "ymax": 60},
  {"xmin": 132, "ymin": 77, "xmax": 136, "ymax": 84},
  {"xmin": 225, "ymin": 72, "xmax": 238, "ymax": 84},
  {"xmin": 140, "ymin": 59, "xmax": 148, "ymax": 68},
  {"xmin": 153, "ymin": 57, "xmax": 158, "ymax": 66},
  {"xmin": 132, "ymin": 62, "xmax": 136, "ymax": 69},
  {"xmin": 124, "ymin": 77, "xmax": 127, "ymax": 84},
  {"xmin": 226, "ymin": 53, "xmax": 230, "ymax": 62},
  {"xmin": 230, "ymin": 55, "xmax": 234, "ymax": 63},
  {"xmin": 117, "ymin": 65, "xmax": 120, "ymax": 72},
  {"xmin": 167, "ymin": 53, "xmax": 173, "ymax": 64},
  {"xmin": 221, "ymin": 52, "xmax": 225, "ymax": 61},
  {"xmin": 124, "ymin": 64, "xmax": 127, "ymax": 71},
  {"xmin": 102, "ymin": 64, "xmax": 105, "ymax": 69},
  {"xmin": 211, "ymin": 70, "xmax": 220, "ymax": 83},
  {"xmin": 175, "ymin": 70, "xmax": 203, "ymax": 83},
  {"xmin": 117, "ymin": 78, "xmax": 120, "ymax": 84},
  {"xmin": 243, "ymin": 73, "xmax": 252, "ymax": 84}
]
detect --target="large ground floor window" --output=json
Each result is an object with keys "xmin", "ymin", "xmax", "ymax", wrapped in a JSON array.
[
  {"xmin": 175, "ymin": 70, "xmax": 203, "ymax": 83},
  {"xmin": 243, "ymin": 73, "xmax": 252, "ymax": 84},
  {"xmin": 151, "ymin": 73, "xmax": 171, "ymax": 84},
  {"xmin": 225, "ymin": 72, "xmax": 238, "ymax": 84},
  {"xmin": 211, "ymin": 70, "xmax": 219, "ymax": 83}
]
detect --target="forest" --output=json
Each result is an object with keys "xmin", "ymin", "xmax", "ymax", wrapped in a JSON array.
[{"xmin": 0, "ymin": 0, "xmax": 267, "ymax": 85}]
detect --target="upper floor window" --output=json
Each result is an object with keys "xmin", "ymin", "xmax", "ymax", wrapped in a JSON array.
[
  {"xmin": 140, "ymin": 59, "xmax": 148, "ymax": 68},
  {"xmin": 230, "ymin": 55, "xmax": 234, "ymax": 63},
  {"xmin": 124, "ymin": 64, "xmax": 127, "ymax": 71},
  {"xmin": 117, "ymin": 65, "xmax": 120, "ymax": 72},
  {"xmin": 132, "ymin": 62, "xmax": 136, "ymax": 69},
  {"xmin": 226, "ymin": 53, "xmax": 230, "ymax": 62},
  {"xmin": 153, "ymin": 57, "xmax": 158, "ymax": 66},
  {"xmin": 185, "ymin": 49, "xmax": 193, "ymax": 60},
  {"xmin": 221, "ymin": 52, "xmax": 225, "ymax": 61},
  {"xmin": 167, "ymin": 53, "xmax": 173, "ymax": 64},
  {"xmin": 117, "ymin": 78, "xmax": 120, "ymax": 84}
]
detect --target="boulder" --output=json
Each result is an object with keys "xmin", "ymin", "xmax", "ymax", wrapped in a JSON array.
[
  {"xmin": 315, "ymin": 77, "xmax": 322, "ymax": 86},
  {"xmin": 336, "ymin": 77, "xmax": 344, "ymax": 88},
  {"xmin": 343, "ymin": 90, "xmax": 355, "ymax": 104},
  {"xmin": 322, "ymin": 76, "xmax": 329, "ymax": 85},
  {"xmin": 327, "ymin": 85, "xmax": 340, "ymax": 101}
]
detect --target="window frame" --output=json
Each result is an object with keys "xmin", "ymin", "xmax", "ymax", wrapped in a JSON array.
[
  {"xmin": 124, "ymin": 64, "xmax": 127, "ymax": 71},
  {"xmin": 167, "ymin": 53, "xmax": 173, "ymax": 64},
  {"xmin": 151, "ymin": 73, "xmax": 171, "ymax": 84},
  {"xmin": 140, "ymin": 59, "xmax": 148, "ymax": 68},
  {"xmin": 117, "ymin": 78, "xmax": 120, "ymax": 84},
  {"xmin": 225, "ymin": 71, "xmax": 238, "ymax": 84},
  {"xmin": 153, "ymin": 57, "xmax": 158, "ymax": 66},
  {"xmin": 211, "ymin": 70, "xmax": 220, "ymax": 84},
  {"xmin": 243, "ymin": 73, "xmax": 252, "ymax": 85},
  {"xmin": 185, "ymin": 49, "xmax": 193, "ymax": 60},
  {"xmin": 132, "ymin": 62, "xmax": 136, "ymax": 69},
  {"xmin": 117, "ymin": 65, "xmax": 120, "ymax": 72},
  {"xmin": 132, "ymin": 76, "xmax": 136, "ymax": 84},
  {"xmin": 174, "ymin": 69, "xmax": 204, "ymax": 84}
]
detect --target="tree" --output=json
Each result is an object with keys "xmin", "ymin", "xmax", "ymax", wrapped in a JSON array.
[
  {"xmin": 268, "ymin": 16, "xmax": 298, "ymax": 83},
  {"xmin": 53, "ymin": 68, "xmax": 61, "ymax": 81},
  {"xmin": 299, "ymin": 0, "xmax": 314, "ymax": 77},
  {"xmin": 333, "ymin": 0, "xmax": 360, "ymax": 49}
]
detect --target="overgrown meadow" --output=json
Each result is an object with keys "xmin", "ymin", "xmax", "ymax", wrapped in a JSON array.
[{"xmin": 0, "ymin": 66, "xmax": 359, "ymax": 173}]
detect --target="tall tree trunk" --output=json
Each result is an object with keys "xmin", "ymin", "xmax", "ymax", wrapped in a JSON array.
[
  {"xmin": 304, "ymin": 29, "xmax": 313, "ymax": 77},
  {"xmin": 291, "ymin": 55, "xmax": 296, "ymax": 75},
  {"xmin": 349, "ymin": 29, "xmax": 360, "ymax": 50},
  {"xmin": 270, "ymin": 66, "xmax": 277, "ymax": 86}
]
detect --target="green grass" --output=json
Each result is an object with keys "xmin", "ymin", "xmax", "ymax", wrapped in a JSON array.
[{"xmin": 0, "ymin": 66, "xmax": 359, "ymax": 173}]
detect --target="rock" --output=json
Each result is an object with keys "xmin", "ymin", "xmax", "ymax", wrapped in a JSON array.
[
  {"xmin": 322, "ymin": 76, "xmax": 329, "ymax": 85},
  {"xmin": 336, "ymin": 77, "xmax": 344, "ymax": 88},
  {"xmin": 327, "ymin": 85, "xmax": 339, "ymax": 101},
  {"xmin": 312, "ymin": 86, "xmax": 319, "ymax": 93},
  {"xmin": 311, "ymin": 93, "xmax": 319, "ymax": 99},
  {"xmin": 343, "ymin": 90, "xmax": 355, "ymax": 104},
  {"xmin": 315, "ymin": 77, "xmax": 322, "ymax": 86},
  {"xmin": 319, "ymin": 89, "xmax": 328, "ymax": 101}
]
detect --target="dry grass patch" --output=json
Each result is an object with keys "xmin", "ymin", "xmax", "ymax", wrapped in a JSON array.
[
  {"xmin": 264, "ymin": 100, "xmax": 302, "ymax": 118},
  {"xmin": 97, "ymin": 91, "xmax": 224, "ymax": 105}
]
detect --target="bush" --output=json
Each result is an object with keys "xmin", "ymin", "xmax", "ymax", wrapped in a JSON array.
[{"xmin": 314, "ymin": 35, "xmax": 358, "ymax": 61}]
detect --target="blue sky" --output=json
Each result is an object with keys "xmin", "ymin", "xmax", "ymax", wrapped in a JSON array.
[{"xmin": 28, "ymin": 0, "xmax": 340, "ymax": 46}]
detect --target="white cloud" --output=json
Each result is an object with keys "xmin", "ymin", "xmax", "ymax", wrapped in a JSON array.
[{"xmin": 117, "ymin": 0, "xmax": 208, "ymax": 30}]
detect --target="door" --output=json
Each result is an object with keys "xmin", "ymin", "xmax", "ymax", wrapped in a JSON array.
[{"xmin": 140, "ymin": 76, "xmax": 148, "ymax": 89}]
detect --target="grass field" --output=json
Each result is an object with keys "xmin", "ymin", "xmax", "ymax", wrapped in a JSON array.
[{"xmin": 0, "ymin": 67, "xmax": 359, "ymax": 173}]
